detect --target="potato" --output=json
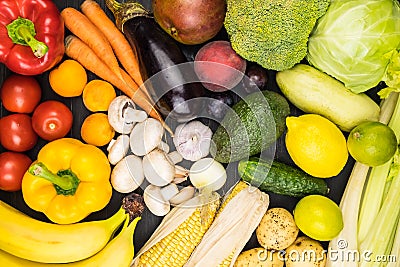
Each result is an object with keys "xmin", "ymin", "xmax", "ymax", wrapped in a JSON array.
[
  {"xmin": 233, "ymin": 247, "xmax": 284, "ymax": 267},
  {"xmin": 256, "ymin": 208, "xmax": 299, "ymax": 250},
  {"xmin": 285, "ymin": 236, "xmax": 326, "ymax": 267}
]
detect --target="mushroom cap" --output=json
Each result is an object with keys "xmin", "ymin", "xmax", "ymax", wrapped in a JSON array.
[
  {"xmin": 130, "ymin": 118, "xmax": 164, "ymax": 156},
  {"xmin": 143, "ymin": 149, "xmax": 175, "ymax": 187},
  {"xmin": 107, "ymin": 134, "xmax": 130, "ymax": 165},
  {"xmin": 108, "ymin": 96, "xmax": 136, "ymax": 134},
  {"xmin": 143, "ymin": 184, "xmax": 170, "ymax": 216},
  {"xmin": 111, "ymin": 154, "xmax": 144, "ymax": 193}
]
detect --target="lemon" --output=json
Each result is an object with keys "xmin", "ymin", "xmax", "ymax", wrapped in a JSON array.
[
  {"xmin": 347, "ymin": 121, "xmax": 397, "ymax": 167},
  {"xmin": 285, "ymin": 114, "xmax": 348, "ymax": 178},
  {"xmin": 293, "ymin": 195, "xmax": 343, "ymax": 241}
]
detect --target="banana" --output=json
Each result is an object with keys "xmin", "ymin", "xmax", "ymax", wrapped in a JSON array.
[
  {"xmin": 0, "ymin": 200, "xmax": 126, "ymax": 263},
  {"xmin": 0, "ymin": 215, "xmax": 141, "ymax": 267}
]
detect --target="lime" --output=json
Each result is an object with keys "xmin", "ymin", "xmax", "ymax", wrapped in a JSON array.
[
  {"xmin": 347, "ymin": 121, "xmax": 397, "ymax": 167},
  {"xmin": 285, "ymin": 114, "xmax": 348, "ymax": 178},
  {"xmin": 293, "ymin": 195, "xmax": 343, "ymax": 241}
]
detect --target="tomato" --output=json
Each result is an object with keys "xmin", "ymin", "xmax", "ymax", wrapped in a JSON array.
[
  {"xmin": 0, "ymin": 74, "xmax": 42, "ymax": 113},
  {"xmin": 32, "ymin": 100, "xmax": 73, "ymax": 141},
  {"xmin": 0, "ymin": 152, "xmax": 32, "ymax": 191},
  {"xmin": 0, "ymin": 114, "xmax": 38, "ymax": 152}
]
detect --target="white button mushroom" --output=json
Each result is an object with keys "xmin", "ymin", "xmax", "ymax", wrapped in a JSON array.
[
  {"xmin": 130, "ymin": 118, "xmax": 164, "ymax": 156},
  {"xmin": 108, "ymin": 95, "xmax": 147, "ymax": 134},
  {"xmin": 142, "ymin": 148, "xmax": 187, "ymax": 187},
  {"xmin": 110, "ymin": 154, "xmax": 145, "ymax": 193},
  {"xmin": 143, "ymin": 184, "xmax": 171, "ymax": 216},
  {"xmin": 173, "ymin": 120, "xmax": 212, "ymax": 161},
  {"xmin": 107, "ymin": 134, "xmax": 130, "ymax": 165}
]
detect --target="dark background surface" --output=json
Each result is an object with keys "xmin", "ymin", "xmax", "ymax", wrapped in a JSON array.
[{"xmin": 0, "ymin": 0, "xmax": 371, "ymax": 253}]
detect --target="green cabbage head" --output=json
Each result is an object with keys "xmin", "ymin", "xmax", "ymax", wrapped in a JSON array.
[{"xmin": 307, "ymin": 0, "xmax": 400, "ymax": 95}]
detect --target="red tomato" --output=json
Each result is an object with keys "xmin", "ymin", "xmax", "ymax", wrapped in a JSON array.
[
  {"xmin": 0, "ymin": 152, "xmax": 32, "ymax": 191},
  {"xmin": 32, "ymin": 100, "xmax": 73, "ymax": 141},
  {"xmin": 0, "ymin": 114, "xmax": 38, "ymax": 152},
  {"xmin": 0, "ymin": 74, "xmax": 42, "ymax": 113}
]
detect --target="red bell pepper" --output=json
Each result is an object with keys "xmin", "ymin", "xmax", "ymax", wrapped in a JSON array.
[{"xmin": 0, "ymin": 0, "xmax": 64, "ymax": 75}]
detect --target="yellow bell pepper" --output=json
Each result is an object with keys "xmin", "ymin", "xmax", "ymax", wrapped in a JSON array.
[{"xmin": 22, "ymin": 138, "xmax": 112, "ymax": 224}]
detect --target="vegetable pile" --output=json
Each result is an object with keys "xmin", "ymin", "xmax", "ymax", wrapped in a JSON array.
[{"xmin": 1, "ymin": 0, "xmax": 400, "ymax": 266}]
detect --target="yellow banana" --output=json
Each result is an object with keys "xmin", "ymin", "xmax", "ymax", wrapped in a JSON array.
[
  {"xmin": 0, "ymin": 215, "xmax": 141, "ymax": 267},
  {"xmin": 0, "ymin": 200, "xmax": 126, "ymax": 263}
]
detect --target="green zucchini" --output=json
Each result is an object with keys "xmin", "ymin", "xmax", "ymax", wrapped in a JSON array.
[{"xmin": 238, "ymin": 158, "xmax": 329, "ymax": 197}]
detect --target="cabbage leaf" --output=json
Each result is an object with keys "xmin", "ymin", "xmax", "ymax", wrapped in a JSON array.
[{"xmin": 307, "ymin": 0, "xmax": 400, "ymax": 95}]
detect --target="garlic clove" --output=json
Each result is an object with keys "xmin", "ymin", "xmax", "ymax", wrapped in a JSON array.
[
  {"xmin": 167, "ymin": 151, "xmax": 184, "ymax": 164},
  {"xmin": 173, "ymin": 120, "xmax": 212, "ymax": 161},
  {"xmin": 169, "ymin": 186, "xmax": 196, "ymax": 206},
  {"xmin": 160, "ymin": 183, "xmax": 180, "ymax": 201},
  {"xmin": 158, "ymin": 141, "xmax": 170, "ymax": 154}
]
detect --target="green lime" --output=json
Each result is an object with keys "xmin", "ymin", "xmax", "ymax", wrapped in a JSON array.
[
  {"xmin": 347, "ymin": 121, "xmax": 397, "ymax": 167},
  {"xmin": 293, "ymin": 195, "xmax": 343, "ymax": 241}
]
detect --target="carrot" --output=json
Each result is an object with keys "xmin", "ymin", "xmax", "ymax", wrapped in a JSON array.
[
  {"xmin": 80, "ymin": 0, "xmax": 145, "ymax": 88},
  {"xmin": 64, "ymin": 35, "xmax": 172, "ymax": 134},
  {"xmin": 60, "ymin": 7, "xmax": 123, "ymax": 82}
]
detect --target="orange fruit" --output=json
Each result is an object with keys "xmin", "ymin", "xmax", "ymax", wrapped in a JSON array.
[
  {"xmin": 81, "ymin": 113, "xmax": 115, "ymax": 147},
  {"xmin": 82, "ymin": 80, "xmax": 116, "ymax": 112},
  {"xmin": 49, "ymin": 60, "xmax": 87, "ymax": 97}
]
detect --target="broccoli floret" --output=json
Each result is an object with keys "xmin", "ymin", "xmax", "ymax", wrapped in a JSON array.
[{"xmin": 224, "ymin": 0, "xmax": 330, "ymax": 71}]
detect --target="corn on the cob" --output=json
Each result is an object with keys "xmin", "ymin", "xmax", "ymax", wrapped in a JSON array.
[
  {"xmin": 184, "ymin": 181, "xmax": 270, "ymax": 267},
  {"xmin": 131, "ymin": 193, "xmax": 220, "ymax": 267}
]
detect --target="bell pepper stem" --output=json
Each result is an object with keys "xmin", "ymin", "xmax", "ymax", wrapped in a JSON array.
[
  {"xmin": 6, "ymin": 17, "xmax": 49, "ymax": 58},
  {"xmin": 28, "ymin": 162, "xmax": 79, "ymax": 193}
]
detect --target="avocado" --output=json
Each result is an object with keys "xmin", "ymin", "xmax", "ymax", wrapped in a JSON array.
[{"xmin": 210, "ymin": 90, "xmax": 290, "ymax": 163}]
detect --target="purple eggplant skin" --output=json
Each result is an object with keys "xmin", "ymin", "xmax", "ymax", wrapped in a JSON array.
[
  {"xmin": 205, "ymin": 90, "xmax": 237, "ymax": 119},
  {"xmin": 123, "ymin": 16, "xmax": 205, "ymax": 122}
]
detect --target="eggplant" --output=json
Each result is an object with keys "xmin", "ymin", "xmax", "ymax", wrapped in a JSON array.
[
  {"xmin": 205, "ymin": 90, "xmax": 237, "ymax": 119},
  {"xmin": 106, "ymin": 1, "xmax": 204, "ymax": 122}
]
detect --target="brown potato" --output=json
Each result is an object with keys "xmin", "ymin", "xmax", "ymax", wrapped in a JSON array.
[
  {"xmin": 256, "ymin": 208, "xmax": 299, "ymax": 250},
  {"xmin": 285, "ymin": 236, "xmax": 327, "ymax": 267},
  {"xmin": 233, "ymin": 247, "xmax": 284, "ymax": 267}
]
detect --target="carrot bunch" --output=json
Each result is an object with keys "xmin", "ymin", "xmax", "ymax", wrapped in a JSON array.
[{"xmin": 60, "ymin": 1, "xmax": 170, "ymax": 132}]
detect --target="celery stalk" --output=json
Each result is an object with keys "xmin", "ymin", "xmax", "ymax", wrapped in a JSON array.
[
  {"xmin": 387, "ymin": 219, "xmax": 400, "ymax": 267},
  {"xmin": 357, "ymin": 160, "xmax": 391, "ymax": 243},
  {"xmin": 359, "ymin": 164, "xmax": 400, "ymax": 266},
  {"xmin": 326, "ymin": 93, "xmax": 399, "ymax": 267},
  {"xmin": 358, "ymin": 92, "xmax": 400, "ymax": 243},
  {"xmin": 326, "ymin": 162, "xmax": 370, "ymax": 267}
]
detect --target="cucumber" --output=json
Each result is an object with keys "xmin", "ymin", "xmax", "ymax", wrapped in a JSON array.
[
  {"xmin": 276, "ymin": 64, "xmax": 380, "ymax": 132},
  {"xmin": 238, "ymin": 158, "xmax": 329, "ymax": 197}
]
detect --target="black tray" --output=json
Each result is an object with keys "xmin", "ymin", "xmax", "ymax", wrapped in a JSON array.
[{"xmin": 0, "ymin": 0, "xmax": 358, "ymax": 253}]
